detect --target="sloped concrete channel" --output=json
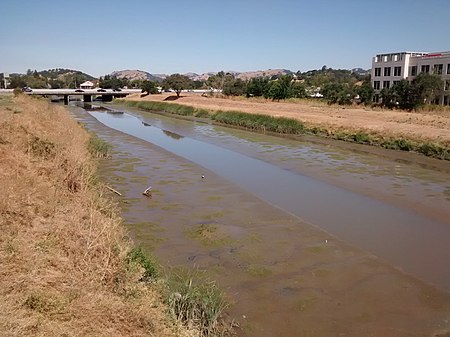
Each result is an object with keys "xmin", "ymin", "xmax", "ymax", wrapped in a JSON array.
[{"xmin": 70, "ymin": 103, "xmax": 450, "ymax": 336}]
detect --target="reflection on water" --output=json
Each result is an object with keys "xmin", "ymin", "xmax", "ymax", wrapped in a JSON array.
[{"xmin": 87, "ymin": 109, "xmax": 450, "ymax": 292}]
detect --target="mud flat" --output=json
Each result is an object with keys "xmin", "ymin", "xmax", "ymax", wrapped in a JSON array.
[{"xmin": 71, "ymin": 105, "xmax": 450, "ymax": 337}]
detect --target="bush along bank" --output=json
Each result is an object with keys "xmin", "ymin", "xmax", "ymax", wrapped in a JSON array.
[
  {"xmin": 117, "ymin": 99, "xmax": 450, "ymax": 161},
  {"xmin": 0, "ymin": 94, "xmax": 232, "ymax": 337}
]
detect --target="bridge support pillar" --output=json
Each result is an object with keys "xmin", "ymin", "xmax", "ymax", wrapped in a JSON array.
[
  {"xmin": 63, "ymin": 95, "xmax": 69, "ymax": 105},
  {"xmin": 102, "ymin": 94, "xmax": 113, "ymax": 102},
  {"xmin": 83, "ymin": 95, "xmax": 92, "ymax": 102}
]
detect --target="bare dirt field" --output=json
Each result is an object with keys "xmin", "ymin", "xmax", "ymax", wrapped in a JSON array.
[{"xmin": 126, "ymin": 93, "xmax": 450, "ymax": 144}]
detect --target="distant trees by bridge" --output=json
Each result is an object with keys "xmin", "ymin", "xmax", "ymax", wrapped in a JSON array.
[{"xmin": 3, "ymin": 67, "xmax": 443, "ymax": 110}]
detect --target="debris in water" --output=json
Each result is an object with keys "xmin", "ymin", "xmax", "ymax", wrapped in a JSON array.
[
  {"xmin": 143, "ymin": 186, "xmax": 152, "ymax": 198},
  {"xmin": 201, "ymin": 175, "xmax": 205, "ymax": 179},
  {"xmin": 105, "ymin": 185, "xmax": 122, "ymax": 196}
]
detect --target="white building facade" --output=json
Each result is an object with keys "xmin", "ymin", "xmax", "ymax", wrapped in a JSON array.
[{"xmin": 371, "ymin": 51, "xmax": 450, "ymax": 105}]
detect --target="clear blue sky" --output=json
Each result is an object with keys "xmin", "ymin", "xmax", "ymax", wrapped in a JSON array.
[{"xmin": 1, "ymin": 0, "xmax": 449, "ymax": 77}]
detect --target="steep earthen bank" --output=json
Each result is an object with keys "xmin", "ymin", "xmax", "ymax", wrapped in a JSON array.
[{"xmin": 0, "ymin": 95, "xmax": 195, "ymax": 336}]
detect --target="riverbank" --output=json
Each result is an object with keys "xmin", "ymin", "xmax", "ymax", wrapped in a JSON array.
[
  {"xmin": 74, "ymin": 101, "xmax": 450, "ymax": 336},
  {"xmin": 0, "ymin": 94, "xmax": 220, "ymax": 336},
  {"xmin": 121, "ymin": 93, "xmax": 450, "ymax": 160}
]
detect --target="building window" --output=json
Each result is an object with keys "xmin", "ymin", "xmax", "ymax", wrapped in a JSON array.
[
  {"xmin": 383, "ymin": 81, "xmax": 390, "ymax": 89},
  {"xmin": 421, "ymin": 65, "xmax": 430, "ymax": 73},
  {"xmin": 447, "ymin": 64, "xmax": 450, "ymax": 74},
  {"xmin": 411, "ymin": 66, "xmax": 417, "ymax": 76},
  {"xmin": 434, "ymin": 64, "xmax": 443, "ymax": 75},
  {"xmin": 393, "ymin": 81, "xmax": 400, "ymax": 86},
  {"xmin": 394, "ymin": 66, "xmax": 401, "ymax": 76},
  {"xmin": 384, "ymin": 67, "xmax": 391, "ymax": 76},
  {"xmin": 373, "ymin": 81, "xmax": 380, "ymax": 90},
  {"xmin": 445, "ymin": 80, "xmax": 450, "ymax": 91},
  {"xmin": 374, "ymin": 68, "xmax": 381, "ymax": 77}
]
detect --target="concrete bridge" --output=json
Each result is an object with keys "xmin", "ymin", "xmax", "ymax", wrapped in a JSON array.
[{"xmin": 23, "ymin": 88, "xmax": 141, "ymax": 104}]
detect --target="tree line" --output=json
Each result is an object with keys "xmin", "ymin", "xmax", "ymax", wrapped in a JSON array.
[
  {"xmin": 3, "ymin": 66, "xmax": 444, "ymax": 110},
  {"xmin": 5, "ymin": 69, "xmax": 95, "ymax": 89}
]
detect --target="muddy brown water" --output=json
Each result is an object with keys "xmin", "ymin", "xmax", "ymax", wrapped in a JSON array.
[{"xmin": 70, "ymin": 103, "xmax": 450, "ymax": 336}]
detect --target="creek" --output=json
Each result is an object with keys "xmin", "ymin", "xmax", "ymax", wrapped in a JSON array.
[{"xmin": 71, "ymin": 102, "xmax": 450, "ymax": 336}]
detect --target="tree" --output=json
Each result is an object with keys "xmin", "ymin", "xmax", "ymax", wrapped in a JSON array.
[
  {"xmin": 380, "ymin": 87, "xmax": 397, "ymax": 109},
  {"xmin": 141, "ymin": 80, "xmax": 159, "ymax": 96},
  {"xmin": 322, "ymin": 82, "xmax": 343, "ymax": 104},
  {"xmin": 356, "ymin": 80, "xmax": 374, "ymax": 105},
  {"xmin": 223, "ymin": 78, "xmax": 246, "ymax": 96},
  {"xmin": 265, "ymin": 75, "xmax": 293, "ymax": 101},
  {"xmin": 49, "ymin": 79, "xmax": 64, "ymax": 89},
  {"xmin": 8, "ymin": 75, "xmax": 27, "ymax": 89},
  {"xmin": 99, "ymin": 75, "xmax": 128, "ymax": 90},
  {"xmin": 246, "ymin": 77, "xmax": 269, "ymax": 97},
  {"xmin": 411, "ymin": 73, "xmax": 443, "ymax": 105},
  {"xmin": 322, "ymin": 82, "xmax": 355, "ymax": 105},
  {"xmin": 392, "ymin": 80, "xmax": 415, "ymax": 110},
  {"xmin": 163, "ymin": 74, "xmax": 192, "ymax": 97},
  {"xmin": 289, "ymin": 82, "xmax": 307, "ymax": 98}
]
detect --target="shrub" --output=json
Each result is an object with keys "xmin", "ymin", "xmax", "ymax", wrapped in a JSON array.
[{"xmin": 127, "ymin": 247, "xmax": 159, "ymax": 281}]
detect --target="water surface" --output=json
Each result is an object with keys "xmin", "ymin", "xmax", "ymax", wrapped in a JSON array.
[{"xmin": 88, "ymin": 107, "xmax": 450, "ymax": 292}]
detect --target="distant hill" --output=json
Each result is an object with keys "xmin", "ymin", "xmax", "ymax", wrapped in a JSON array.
[
  {"xmin": 109, "ymin": 68, "xmax": 365, "ymax": 83},
  {"xmin": 111, "ymin": 70, "xmax": 163, "ymax": 82},
  {"xmin": 38, "ymin": 68, "xmax": 96, "ymax": 80},
  {"xmin": 184, "ymin": 69, "xmax": 294, "ymax": 81},
  {"xmin": 236, "ymin": 69, "xmax": 293, "ymax": 80}
]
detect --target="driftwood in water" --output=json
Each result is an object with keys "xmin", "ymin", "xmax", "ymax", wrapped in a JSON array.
[
  {"xmin": 143, "ymin": 186, "xmax": 152, "ymax": 198},
  {"xmin": 105, "ymin": 185, "xmax": 122, "ymax": 196}
]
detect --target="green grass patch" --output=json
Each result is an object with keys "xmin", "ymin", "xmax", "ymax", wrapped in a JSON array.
[
  {"xmin": 213, "ymin": 110, "xmax": 306, "ymax": 134},
  {"xmin": 117, "ymin": 99, "xmax": 213, "ymax": 117},
  {"xmin": 127, "ymin": 247, "xmax": 159, "ymax": 281},
  {"xmin": 246, "ymin": 264, "xmax": 272, "ymax": 277},
  {"xmin": 165, "ymin": 268, "xmax": 231, "ymax": 336}
]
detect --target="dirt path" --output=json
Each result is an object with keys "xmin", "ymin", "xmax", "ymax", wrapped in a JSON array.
[{"xmin": 126, "ymin": 93, "xmax": 450, "ymax": 144}]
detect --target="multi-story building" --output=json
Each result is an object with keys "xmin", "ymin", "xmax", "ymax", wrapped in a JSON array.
[{"xmin": 371, "ymin": 51, "xmax": 450, "ymax": 105}]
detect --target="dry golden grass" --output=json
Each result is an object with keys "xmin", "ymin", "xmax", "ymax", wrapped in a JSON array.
[{"xmin": 0, "ymin": 95, "xmax": 194, "ymax": 337}]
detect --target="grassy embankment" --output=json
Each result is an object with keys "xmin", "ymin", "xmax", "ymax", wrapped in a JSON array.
[
  {"xmin": 0, "ymin": 94, "xmax": 231, "ymax": 336},
  {"xmin": 118, "ymin": 99, "xmax": 450, "ymax": 161}
]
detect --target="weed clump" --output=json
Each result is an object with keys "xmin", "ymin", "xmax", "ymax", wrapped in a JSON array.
[
  {"xmin": 165, "ymin": 268, "xmax": 231, "ymax": 336},
  {"xmin": 127, "ymin": 247, "xmax": 159, "ymax": 281},
  {"xmin": 28, "ymin": 135, "xmax": 56, "ymax": 159},
  {"xmin": 88, "ymin": 133, "xmax": 112, "ymax": 158}
]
